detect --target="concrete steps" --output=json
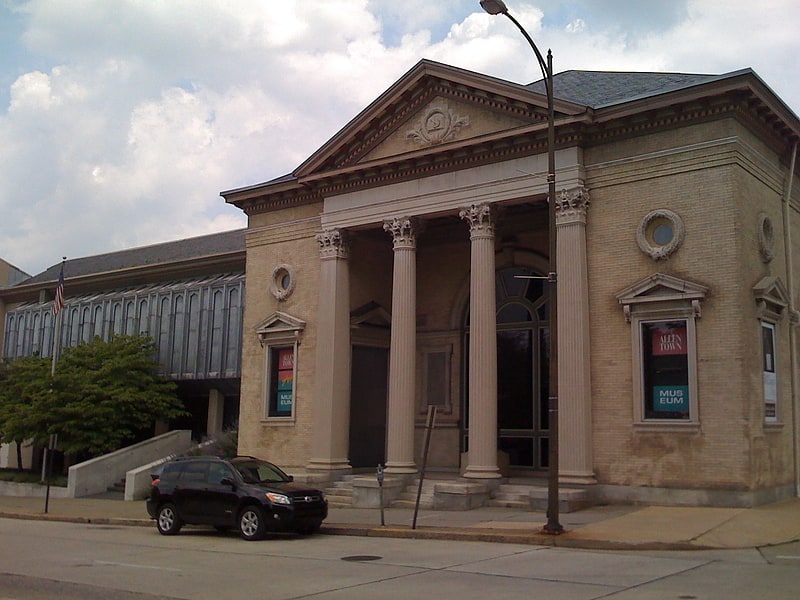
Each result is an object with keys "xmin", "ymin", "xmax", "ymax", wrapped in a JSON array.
[
  {"xmin": 389, "ymin": 478, "xmax": 436, "ymax": 509},
  {"xmin": 486, "ymin": 481, "xmax": 591, "ymax": 513},
  {"xmin": 320, "ymin": 473, "xmax": 592, "ymax": 513},
  {"xmin": 486, "ymin": 484, "xmax": 532, "ymax": 509},
  {"xmin": 322, "ymin": 476, "xmax": 354, "ymax": 507}
]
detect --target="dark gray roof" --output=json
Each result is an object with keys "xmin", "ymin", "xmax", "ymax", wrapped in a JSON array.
[
  {"xmin": 22, "ymin": 228, "xmax": 246, "ymax": 285},
  {"xmin": 528, "ymin": 70, "xmax": 742, "ymax": 109}
]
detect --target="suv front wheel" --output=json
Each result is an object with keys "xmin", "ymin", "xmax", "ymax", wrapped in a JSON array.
[
  {"xmin": 156, "ymin": 503, "xmax": 182, "ymax": 535},
  {"xmin": 238, "ymin": 506, "xmax": 266, "ymax": 541}
]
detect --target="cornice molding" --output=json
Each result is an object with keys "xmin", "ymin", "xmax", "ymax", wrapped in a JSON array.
[
  {"xmin": 0, "ymin": 252, "xmax": 246, "ymax": 305},
  {"xmin": 232, "ymin": 87, "xmax": 797, "ymax": 217}
]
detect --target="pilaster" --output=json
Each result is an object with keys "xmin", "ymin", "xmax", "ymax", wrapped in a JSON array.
[{"xmin": 307, "ymin": 228, "xmax": 352, "ymax": 472}]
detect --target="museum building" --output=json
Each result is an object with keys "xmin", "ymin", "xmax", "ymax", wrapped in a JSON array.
[{"xmin": 223, "ymin": 60, "xmax": 800, "ymax": 507}]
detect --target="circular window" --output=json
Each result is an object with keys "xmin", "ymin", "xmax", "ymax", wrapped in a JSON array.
[
  {"xmin": 270, "ymin": 264, "xmax": 295, "ymax": 301},
  {"xmin": 652, "ymin": 223, "xmax": 674, "ymax": 246},
  {"xmin": 636, "ymin": 209, "xmax": 684, "ymax": 261},
  {"xmin": 758, "ymin": 213, "xmax": 775, "ymax": 263}
]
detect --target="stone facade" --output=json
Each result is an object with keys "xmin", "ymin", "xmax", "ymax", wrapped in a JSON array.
[{"xmin": 223, "ymin": 61, "xmax": 800, "ymax": 506}]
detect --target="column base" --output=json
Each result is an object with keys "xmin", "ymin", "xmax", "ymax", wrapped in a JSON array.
[
  {"xmin": 305, "ymin": 458, "xmax": 351, "ymax": 472},
  {"xmin": 384, "ymin": 461, "xmax": 417, "ymax": 475},
  {"xmin": 463, "ymin": 465, "xmax": 502, "ymax": 479},
  {"xmin": 559, "ymin": 471, "xmax": 597, "ymax": 486}
]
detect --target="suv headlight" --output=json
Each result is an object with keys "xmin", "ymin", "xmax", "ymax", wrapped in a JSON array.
[{"xmin": 265, "ymin": 492, "xmax": 291, "ymax": 505}]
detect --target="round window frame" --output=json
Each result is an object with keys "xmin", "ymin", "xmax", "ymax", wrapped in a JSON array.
[
  {"xmin": 636, "ymin": 209, "xmax": 685, "ymax": 261},
  {"xmin": 270, "ymin": 264, "xmax": 295, "ymax": 301},
  {"xmin": 758, "ymin": 213, "xmax": 775, "ymax": 263}
]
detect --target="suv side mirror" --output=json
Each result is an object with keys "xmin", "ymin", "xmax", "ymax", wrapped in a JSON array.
[
  {"xmin": 287, "ymin": 475, "xmax": 294, "ymax": 482},
  {"xmin": 220, "ymin": 477, "xmax": 236, "ymax": 488}
]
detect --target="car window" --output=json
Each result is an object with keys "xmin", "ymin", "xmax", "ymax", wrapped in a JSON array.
[
  {"xmin": 208, "ymin": 462, "xmax": 234, "ymax": 485},
  {"xmin": 180, "ymin": 462, "xmax": 208, "ymax": 484},
  {"xmin": 234, "ymin": 460, "xmax": 288, "ymax": 484}
]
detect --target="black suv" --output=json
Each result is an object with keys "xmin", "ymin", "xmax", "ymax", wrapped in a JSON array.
[{"xmin": 146, "ymin": 456, "xmax": 328, "ymax": 540}]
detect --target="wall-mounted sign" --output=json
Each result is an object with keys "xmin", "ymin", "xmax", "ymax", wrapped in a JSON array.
[
  {"xmin": 652, "ymin": 327, "xmax": 687, "ymax": 356},
  {"xmin": 276, "ymin": 347, "xmax": 294, "ymax": 415},
  {"xmin": 653, "ymin": 385, "xmax": 689, "ymax": 412}
]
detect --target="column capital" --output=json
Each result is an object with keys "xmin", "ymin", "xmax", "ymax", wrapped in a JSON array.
[
  {"xmin": 555, "ymin": 187, "xmax": 591, "ymax": 224},
  {"xmin": 383, "ymin": 216, "xmax": 419, "ymax": 249},
  {"xmin": 316, "ymin": 228, "xmax": 349, "ymax": 259},
  {"xmin": 459, "ymin": 202, "xmax": 495, "ymax": 239}
]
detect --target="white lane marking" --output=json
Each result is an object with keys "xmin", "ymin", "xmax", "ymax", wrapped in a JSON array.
[{"xmin": 94, "ymin": 560, "xmax": 182, "ymax": 572}]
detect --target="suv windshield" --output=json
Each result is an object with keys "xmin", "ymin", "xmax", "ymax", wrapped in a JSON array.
[{"xmin": 233, "ymin": 459, "xmax": 290, "ymax": 484}]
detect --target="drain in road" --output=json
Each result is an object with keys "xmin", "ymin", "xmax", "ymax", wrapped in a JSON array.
[{"xmin": 341, "ymin": 555, "xmax": 382, "ymax": 562}]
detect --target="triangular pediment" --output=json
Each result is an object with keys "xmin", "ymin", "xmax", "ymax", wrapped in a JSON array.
[
  {"xmin": 255, "ymin": 311, "xmax": 306, "ymax": 345},
  {"xmin": 351, "ymin": 301, "xmax": 391, "ymax": 329},
  {"xmin": 753, "ymin": 276, "xmax": 789, "ymax": 321},
  {"xmin": 616, "ymin": 273, "xmax": 708, "ymax": 321},
  {"xmin": 616, "ymin": 273, "xmax": 709, "ymax": 304},
  {"xmin": 295, "ymin": 59, "xmax": 586, "ymax": 177}
]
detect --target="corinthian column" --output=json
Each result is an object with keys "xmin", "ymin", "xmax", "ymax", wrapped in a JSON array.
[
  {"xmin": 555, "ymin": 187, "xmax": 595, "ymax": 483},
  {"xmin": 460, "ymin": 203, "xmax": 501, "ymax": 479},
  {"xmin": 383, "ymin": 217, "xmax": 419, "ymax": 474},
  {"xmin": 307, "ymin": 229, "xmax": 352, "ymax": 473}
]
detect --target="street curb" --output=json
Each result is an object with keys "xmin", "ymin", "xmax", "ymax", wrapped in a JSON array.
[
  {"xmin": 0, "ymin": 511, "xmax": 152, "ymax": 528},
  {"xmin": 0, "ymin": 511, "xmax": 724, "ymax": 551},
  {"xmin": 319, "ymin": 523, "xmax": 712, "ymax": 551}
]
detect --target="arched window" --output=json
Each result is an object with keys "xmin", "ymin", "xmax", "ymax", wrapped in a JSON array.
[
  {"xmin": 137, "ymin": 298, "xmax": 149, "ymax": 335},
  {"xmin": 112, "ymin": 303, "xmax": 123, "ymax": 335},
  {"xmin": 93, "ymin": 305, "xmax": 104, "ymax": 339},
  {"xmin": 225, "ymin": 287, "xmax": 241, "ymax": 375},
  {"xmin": 158, "ymin": 296, "xmax": 172, "ymax": 370},
  {"xmin": 185, "ymin": 293, "xmax": 200, "ymax": 374},
  {"xmin": 124, "ymin": 301, "xmax": 136, "ymax": 335},
  {"xmin": 68, "ymin": 307, "xmax": 80, "ymax": 346},
  {"xmin": 172, "ymin": 295, "xmax": 185, "ymax": 372},
  {"xmin": 209, "ymin": 289, "xmax": 224, "ymax": 374},
  {"xmin": 81, "ymin": 307, "xmax": 92, "ymax": 342}
]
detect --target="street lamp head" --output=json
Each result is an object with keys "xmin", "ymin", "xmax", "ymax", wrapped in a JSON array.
[{"xmin": 479, "ymin": 0, "xmax": 508, "ymax": 16}]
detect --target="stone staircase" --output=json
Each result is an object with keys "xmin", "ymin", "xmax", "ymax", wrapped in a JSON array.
[
  {"xmin": 322, "ymin": 475, "xmax": 355, "ymax": 507},
  {"xmin": 486, "ymin": 483, "xmax": 534, "ymax": 509},
  {"xmin": 321, "ymin": 474, "xmax": 591, "ymax": 513},
  {"xmin": 388, "ymin": 477, "xmax": 437, "ymax": 509},
  {"xmin": 486, "ymin": 480, "xmax": 591, "ymax": 513}
]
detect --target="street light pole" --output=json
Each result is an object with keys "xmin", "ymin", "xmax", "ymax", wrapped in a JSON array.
[{"xmin": 480, "ymin": 0, "xmax": 563, "ymax": 534}]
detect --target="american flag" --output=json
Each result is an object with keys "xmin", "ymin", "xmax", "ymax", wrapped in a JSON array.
[{"xmin": 53, "ymin": 266, "xmax": 65, "ymax": 316}]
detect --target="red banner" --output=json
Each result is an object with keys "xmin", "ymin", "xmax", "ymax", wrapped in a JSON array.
[
  {"xmin": 278, "ymin": 348, "xmax": 294, "ymax": 370},
  {"xmin": 652, "ymin": 327, "xmax": 687, "ymax": 356}
]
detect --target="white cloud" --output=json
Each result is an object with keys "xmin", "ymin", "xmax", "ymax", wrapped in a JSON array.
[{"xmin": 0, "ymin": 0, "xmax": 798, "ymax": 275}]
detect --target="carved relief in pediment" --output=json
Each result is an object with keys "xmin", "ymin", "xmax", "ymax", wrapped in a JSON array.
[
  {"xmin": 405, "ymin": 101, "xmax": 469, "ymax": 146},
  {"xmin": 361, "ymin": 95, "xmax": 528, "ymax": 163}
]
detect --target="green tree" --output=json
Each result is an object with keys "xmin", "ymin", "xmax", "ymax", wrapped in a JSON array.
[
  {"xmin": 46, "ymin": 335, "xmax": 186, "ymax": 456},
  {"xmin": 0, "ymin": 335, "xmax": 186, "ymax": 460},
  {"xmin": 0, "ymin": 355, "xmax": 52, "ymax": 470}
]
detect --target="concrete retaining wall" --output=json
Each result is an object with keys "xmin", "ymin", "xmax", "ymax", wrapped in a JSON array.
[{"xmin": 67, "ymin": 430, "xmax": 192, "ymax": 498}]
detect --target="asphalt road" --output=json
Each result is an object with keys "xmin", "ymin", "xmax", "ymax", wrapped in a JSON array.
[{"xmin": 0, "ymin": 517, "xmax": 798, "ymax": 599}]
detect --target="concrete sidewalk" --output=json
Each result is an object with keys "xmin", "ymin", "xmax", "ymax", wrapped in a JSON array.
[{"xmin": 1, "ymin": 494, "xmax": 799, "ymax": 550}]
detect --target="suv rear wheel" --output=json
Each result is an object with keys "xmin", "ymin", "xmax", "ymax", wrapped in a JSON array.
[
  {"xmin": 239, "ymin": 506, "xmax": 266, "ymax": 541},
  {"xmin": 156, "ymin": 503, "xmax": 182, "ymax": 535}
]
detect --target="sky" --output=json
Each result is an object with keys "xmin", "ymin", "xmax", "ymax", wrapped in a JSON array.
[{"xmin": 1, "ymin": 0, "xmax": 798, "ymax": 277}]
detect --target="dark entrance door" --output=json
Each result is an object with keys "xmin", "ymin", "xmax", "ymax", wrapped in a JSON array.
[
  {"xmin": 349, "ymin": 345, "xmax": 388, "ymax": 468},
  {"xmin": 462, "ymin": 266, "xmax": 551, "ymax": 470},
  {"xmin": 495, "ymin": 267, "xmax": 550, "ymax": 470}
]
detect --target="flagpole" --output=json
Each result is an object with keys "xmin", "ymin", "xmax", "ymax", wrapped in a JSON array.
[
  {"xmin": 50, "ymin": 257, "xmax": 66, "ymax": 376},
  {"xmin": 43, "ymin": 258, "xmax": 66, "ymax": 510}
]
